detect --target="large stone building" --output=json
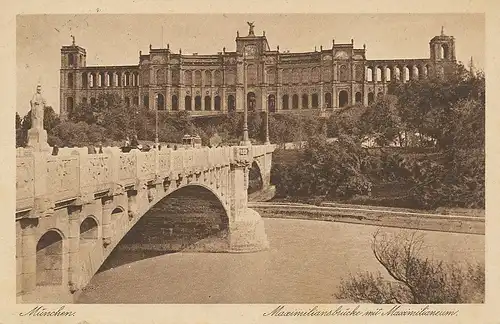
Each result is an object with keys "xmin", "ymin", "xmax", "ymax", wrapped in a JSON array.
[{"xmin": 59, "ymin": 24, "xmax": 457, "ymax": 119}]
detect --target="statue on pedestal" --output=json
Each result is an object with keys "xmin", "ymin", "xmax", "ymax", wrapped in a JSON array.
[
  {"xmin": 30, "ymin": 84, "xmax": 46, "ymax": 130},
  {"xmin": 27, "ymin": 84, "xmax": 50, "ymax": 152}
]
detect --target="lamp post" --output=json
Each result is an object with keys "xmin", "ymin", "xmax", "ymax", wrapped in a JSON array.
[
  {"xmin": 241, "ymin": 50, "xmax": 251, "ymax": 146},
  {"xmin": 264, "ymin": 104, "xmax": 270, "ymax": 145},
  {"xmin": 155, "ymin": 94, "xmax": 159, "ymax": 145}
]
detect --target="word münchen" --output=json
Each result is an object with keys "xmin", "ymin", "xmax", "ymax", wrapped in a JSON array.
[{"xmin": 59, "ymin": 23, "xmax": 457, "ymax": 119}]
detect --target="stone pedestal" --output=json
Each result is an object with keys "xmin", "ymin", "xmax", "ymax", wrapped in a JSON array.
[{"xmin": 27, "ymin": 128, "xmax": 51, "ymax": 152}]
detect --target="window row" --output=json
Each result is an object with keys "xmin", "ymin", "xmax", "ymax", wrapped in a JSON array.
[
  {"xmin": 366, "ymin": 65, "xmax": 433, "ymax": 82},
  {"xmin": 76, "ymin": 71, "xmax": 140, "ymax": 88}
]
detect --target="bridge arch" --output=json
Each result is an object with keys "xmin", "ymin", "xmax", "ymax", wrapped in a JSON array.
[
  {"xmin": 114, "ymin": 184, "xmax": 230, "ymax": 258},
  {"xmin": 36, "ymin": 229, "xmax": 66, "ymax": 287},
  {"xmin": 248, "ymin": 161, "xmax": 264, "ymax": 194},
  {"xmin": 80, "ymin": 216, "xmax": 99, "ymax": 242}
]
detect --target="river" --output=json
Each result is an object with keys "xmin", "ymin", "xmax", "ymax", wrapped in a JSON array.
[{"xmin": 76, "ymin": 217, "xmax": 484, "ymax": 304}]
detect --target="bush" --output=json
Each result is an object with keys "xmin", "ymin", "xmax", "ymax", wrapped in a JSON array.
[{"xmin": 336, "ymin": 230, "xmax": 484, "ymax": 303}]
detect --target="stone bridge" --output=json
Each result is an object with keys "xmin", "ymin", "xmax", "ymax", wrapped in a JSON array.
[{"xmin": 16, "ymin": 143, "xmax": 275, "ymax": 302}]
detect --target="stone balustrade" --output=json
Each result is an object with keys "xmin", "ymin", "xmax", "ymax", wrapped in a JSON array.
[{"xmin": 16, "ymin": 145, "xmax": 275, "ymax": 215}]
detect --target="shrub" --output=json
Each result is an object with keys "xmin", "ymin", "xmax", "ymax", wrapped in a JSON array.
[{"xmin": 336, "ymin": 230, "xmax": 484, "ymax": 303}]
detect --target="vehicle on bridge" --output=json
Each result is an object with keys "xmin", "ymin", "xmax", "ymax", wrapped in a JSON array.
[{"xmin": 181, "ymin": 134, "xmax": 202, "ymax": 149}]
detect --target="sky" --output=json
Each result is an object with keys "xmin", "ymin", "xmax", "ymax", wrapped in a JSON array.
[{"xmin": 16, "ymin": 14, "xmax": 484, "ymax": 116}]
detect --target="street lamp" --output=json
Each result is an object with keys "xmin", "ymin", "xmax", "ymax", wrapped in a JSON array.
[
  {"xmin": 154, "ymin": 94, "xmax": 159, "ymax": 145},
  {"xmin": 241, "ymin": 50, "xmax": 251, "ymax": 146}
]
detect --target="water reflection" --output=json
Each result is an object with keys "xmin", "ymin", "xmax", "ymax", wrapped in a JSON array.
[{"xmin": 77, "ymin": 218, "xmax": 484, "ymax": 304}]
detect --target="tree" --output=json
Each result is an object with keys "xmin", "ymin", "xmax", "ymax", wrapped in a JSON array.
[
  {"xmin": 336, "ymin": 229, "xmax": 484, "ymax": 303},
  {"xmin": 360, "ymin": 95, "xmax": 403, "ymax": 147},
  {"xmin": 272, "ymin": 134, "xmax": 372, "ymax": 199}
]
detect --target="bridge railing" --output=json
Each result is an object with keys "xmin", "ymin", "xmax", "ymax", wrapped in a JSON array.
[{"xmin": 16, "ymin": 144, "xmax": 276, "ymax": 213}]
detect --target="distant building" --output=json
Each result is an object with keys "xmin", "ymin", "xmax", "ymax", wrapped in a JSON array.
[{"xmin": 59, "ymin": 24, "xmax": 457, "ymax": 120}]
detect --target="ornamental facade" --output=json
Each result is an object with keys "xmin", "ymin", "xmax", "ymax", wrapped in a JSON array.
[{"xmin": 59, "ymin": 24, "xmax": 457, "ymax": 119}]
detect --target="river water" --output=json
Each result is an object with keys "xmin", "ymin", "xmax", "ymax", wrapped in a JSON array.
[{"xmin": 76, "ymin": 218, "xmax": 484, "ymax": 304}]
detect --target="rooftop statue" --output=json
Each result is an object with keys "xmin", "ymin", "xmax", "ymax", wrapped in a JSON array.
[{"xmin": 247, "ymin": 21, "xmax": 255, "ymax": 36}]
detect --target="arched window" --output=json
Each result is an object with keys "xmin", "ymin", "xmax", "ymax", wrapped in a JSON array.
[
  {"xmin": 195, "ymin": 95, "xmax": 202, "ymax": 111},
  {"xmin": 66, "ymin": 97, "xmax": 74, "ymax": 115},
  {"xmin": 82, "ymin": 97, "xmax": 87, "ymax": 104},
  {"xmin": 172, "ymin": 95, "xmax": 179, "ymax": 111},
  {"xmin": 282, "ymin": 94, "xmax": 289, "ymax": 110},
  {"xmin": 339, "ymin": 90, "xmax": 349, "ymax": 107},
  {"xmin": 325, "ymin": 93, "xmax": 332, "ymax": 108},
  {"xmin": 100, "ymin": 72, "xmax": 105, "ymax": 87},
  {"xmin": 268, "ymin": 94, "xmax": 276, "ymax": 113},
  {"xmin": 185, "ymin": 96, "xmax": 192, "ymax": 111},
  {"xmin": 385, "ymin": 67, "xmax": 391, "ymax": 82},
  {"xmin": 91, "ymin": 97, "xmax": 96, "ymax": 106},
  {"xmin": 366, "ymin": 67, "xmax": 373, "ymax": 82},
  {"xmin": 133, "ymin": 96, "xmax": 139, "ymax": 106},
  {"xmin": 67, "ymin": 73, "xmax": 74, "ymax": 88},
  {"xmin": 143, "ymin": 95, "xmax": 149, "ymax": 108},
  {"xmin": 156, "ymin": 94, "xmax": 165, "ymax": 110},
  {"xmin": 214, "ymin": 70, "xmax": 222, "ymax": 86},
  {"xmin": 227, "ymin": 95, "xmax": 235, "ymax": 112},
  {"xmin": 292, "ymin": 94, "xmax": 299, "ymax": 109},
  {"xmin": 134, "ymin": 72, "xmax": 139, "ymax": 86},
  {"xmin": 404, "ymin": 66, "xmax": 410, "ymax": 82},
  {"xmin": 214, "ymin": 96, "xmax": 221, "ymax": 111},
  {"xmin": 125, "ymin": 72, "xmax": 131, "ymax": 86},
  {"xmin": 302, "ymin": 94, "xmax": 308, "ymax": 109},
  {"xmin": 394, "ymin": 67, "xmax": 401, "ymax": 81},
  {"xmin": 312, "ymin": 93, "xmax": 319, "ymax": 108},
  {"xmin": 413, "ymin": 66, "xmax": 419, "ymax": 80},
  {"xmin": 194, "ymin": 71, "xmax": 202, "ymax": 86},
  {"xmin": 125, "ymin": 97, "xmax": 130, "ymax": 107},
  {"xmin": 247, "ymin": 64, "xmax": 257, "ymax": 85},
  {"xmin": 355, "ymin": 92, "xmax": 362, "ymax": 103},
  {"xmin": 247, "ymin": 92, "xmax": 256, "ymax": 111},
  {"xmin": 82, "ymin": 73, "xmax": 88, "ymax": 88},
  {"xmin": 204, "ymin": 96, "xmax": 212, "ymax": 111},
  {"xmin": 440, "ymin": 44, "xmax": 450, "ymax": 59},
  {"xmin": 204, "ymin": 70, "xmax": 212, "ymax": 86},
  {"xmin": 368, "ymin": 92, "xmax": 374, "ymax": 104},
  {"xmin": 339, "ymin": 65, "xmax": 348, "ymax": 81},
  {"xmin": 376, "ymin": 67, "xmax": 382, "ymax": 82},
  {"xmin": 105, "ymin": 73, "xmax": 111, "ymax": 87},
  {"xmin": 89, "ymin": 73, "xmax": 95, "ymax": 88},
  {"xmin": 184, "ymin": 71, "xmax": 192, "ymax": 85},
  {"xmin": 113, "ymin": 72, "xmax": 119, "ymax": 87},
  {"xmin": 36, "ymin": 230, "xmax": 63, "ymax": 286},
  {"xmin": 423, "ymin": 65, "xmax": 429, "ymax": 78}
]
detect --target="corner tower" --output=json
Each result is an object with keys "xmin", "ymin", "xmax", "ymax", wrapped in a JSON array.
[
  {"xmin": 429, "ymin": 27, "xmax": 456, "ymax": 62},
  {"xmin": 60, "ymin": 36, "xmax": 86, "ymax": 120}
]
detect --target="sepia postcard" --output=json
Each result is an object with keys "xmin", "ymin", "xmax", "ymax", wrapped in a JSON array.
[{"xmin": 1, "ymin": 0, "xmax": 498, "ymax": 323}]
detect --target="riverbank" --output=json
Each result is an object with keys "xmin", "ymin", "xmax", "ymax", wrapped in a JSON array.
[{"xmin": 249, "ymin": 202, "xmax": 484, "ymax": 235}]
